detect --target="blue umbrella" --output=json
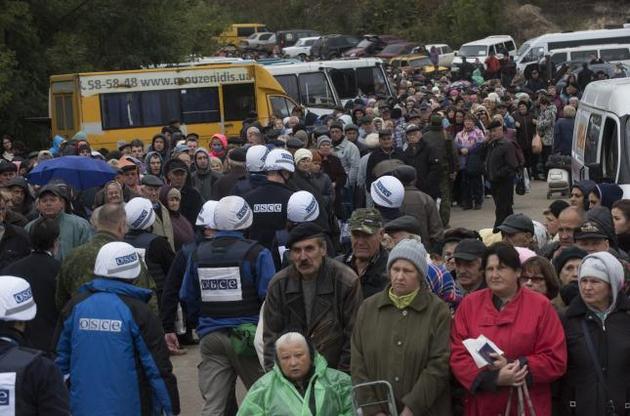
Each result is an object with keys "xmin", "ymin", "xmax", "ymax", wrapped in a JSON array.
[{"xmin": 27, "ymin": 156, "xmax": 118, "ymax": 190}]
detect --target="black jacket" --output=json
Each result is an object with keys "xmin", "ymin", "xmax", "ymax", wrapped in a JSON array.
[
  {"xmin": 337, "ymin": 247, "xmax": 389, "ymax": 299},
  {"xmin": 365, "ymin": 147, "xmax": 405, "ymax": 188},
  {"xmin": 2, "ymin": 252, "xmax": 60, "ymax": 352},
  {"xmin": 403, "ymin": 140, "xmax": 442, "ymax": 199},
  {"xmin": 560, "ymin": 295, "xmax": 630, "ymax": 416},
  {"xmin": 0, "ymin": 223, "xmax": 31, "ymax": 270},
  {"xmin": 178, "ymin": 185, "xmax": 203, "ymax": 227},
  {"xmin": 0, "ymin": 330, "xmax": 70, "ymax": 415},
  {"xmin": 484, "ymin": 138, "xmax": 519, "ymax": 182},
  {"xmin": 211, "ymin": 165, "xmax": 247, "ymax": 200}
]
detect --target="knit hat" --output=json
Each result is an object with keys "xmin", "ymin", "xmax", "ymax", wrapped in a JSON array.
[
  {"xmin": 387, "ymin": 238, "xmax": 428, "ymax": 277},
  {"xmin": 316, "ymin": 135, "xmax": 332, "ymax": 148},
  {"xmin": 213, "ymin": 196, "xmax": 253, "ymax": 231},
  {"xmin": 552, "ymin": 246, "xmax": 588, "ymax": 274},
  {"xmin": 125, "ymin": 197, "xmax": 156, "ymax": 230},
  {"xmin": 0, "ymin": 276, "xmax": 37, "ymax": 321},
  {"xmin": 364, "ymin": 133, "xmax": 380, "ymax": 149},
  {"xmin": 287, "ymin": 191, "xmax": 320, "ymax": 223},
  {"xmin": 371, "ymin": 176, "xmax": 404, "ymax": 208},
  {"xmin": 94, "ymin": 242, "xmax": 141, "ymax": 280},
  {"xmin": 578, "ymin": 251, "xmax": 624, "ymax": 313},
  {"xmin": 294, "ymin": 148, "xmax": 313, "ymax": 165}
]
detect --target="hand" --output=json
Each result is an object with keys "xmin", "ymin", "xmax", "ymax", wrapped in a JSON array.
[
  {"xmin": 460, "ymin": 148, "xmax": 469, "ymax": 155},
  {"xmin": 400, "ymin": 407, "xmax": 414, "ymax": 416},
  {"xmin": 497, "ymin": 362, "xmax": 528, "ymax": 386},
  {"xmin": 515, "ymin": 121, "xmax": 521, "ymax": 128},
  {"xmin": 488, "ymin": 353, "xmax": 508, "ymax": 370},
  {"xmin": 165, "ymin": 333, "xmax": 186, "ymax": 355},
  {"xmin": 532, "ymin": 119, "xmax": 538, "ymax": 125}
]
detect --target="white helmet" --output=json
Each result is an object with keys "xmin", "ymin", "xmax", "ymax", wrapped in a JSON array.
[
  {"xmin": 246, "ymin": 145, "xmax": 269, "ymax": 173},
  {"xmin": 0, "ymin": 276, "xmax": 36, "ymax": 321},
  {"xmin": 263, "ymin": 148, "xmax": 295, "ymax": 173},
  {"xmin": 125, "ymin": 197, "xmax": 156, "ymax": 230},
  {"xmin": 94, "ymin": 242, "xmax": 141, "ymax": 280},
  {"xmin": 288, "ymin": 191, "xmax": 320, "ymax": 223},
  {"xmin": 196, "ymin": 200, "xmax": 219, "ymax": 229},
  {"xmin": 213, "ymin": 196, "xmax": 253, "ymax": 231},
  {"xmin": 370, "ymin": 175, "xmax": 404, "ymax": 208},
  {"xmin": 338, "ymin": 114, "xmax": 353, "ymax": 126}
]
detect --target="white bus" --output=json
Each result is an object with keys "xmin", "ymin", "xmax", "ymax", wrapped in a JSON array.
[
  {"xmin": 547, "ymin": 44, "xmax": 630, "ymax": 66},
  {"xmin": 265, "ymin": 58, "xmax": 394, "ymax": 116},
  {"xmin": 516, "ymin": 28, "xmax": 630, "ymax": 72}
]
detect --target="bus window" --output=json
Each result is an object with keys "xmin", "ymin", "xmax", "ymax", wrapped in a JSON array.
[
  {"xmin": 298, "ymin": 72, "xmax": 334, "ymax": 107},
  {"xmin": 237, "ymin": 27, "xmax": 256, "ymax": 37},
  {"xmin": 571, "ymin": 50, "xmax": 597, "ymax": 61},
  {"xmin": 140, "ymin": 90, "xmax": 181, "ymax": 126},
  {"xmin": 550, "ymin": 52, "xmax": 567, "ymax": 66},
  {"xmin": 101, "ymin": 93, "xmax": 143, "ymax": 129},
  {"xmin": 329, "ymin": 68, "xmax": 356, "ymax": 99},
  {"xmin": 223, "ymin": 83, "xmax": 255, "ymax": 121},
  {"xmin": 180, "ymin": 88, "xmax": 220, "ymax": 124},
  {"xmin": 54, "ymin": 95, "xmax": 75, "ymax": 131},
  {"xmin": 601, "ymin": 117, "xmax": 619, "ymax": 181},
  {"xmin": 274, "ymin": 75, "xmax": 299, "ymax": 103},
  {"xmin": 584, "ymin": 113, "xmax": 602, "ymax": 165},
  {"xmin": 270, "ymin": 96, "xmax": 295, "ymax": 118},
  {"xmin": 356, "ymin": 67, "xmax": 387, "ymax": 96},
  {"xmin": 601, "ymin": 48, "xmax": 630, "ymax": 61}
]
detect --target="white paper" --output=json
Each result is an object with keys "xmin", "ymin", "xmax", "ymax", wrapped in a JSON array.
[{"xmin": 462, "ymin": 334, "xmax": 504, "ymax": 368}]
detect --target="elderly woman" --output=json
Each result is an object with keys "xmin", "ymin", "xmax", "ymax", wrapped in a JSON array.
[
  {"xmin": 352, "ymin": 239, "xmax": 452, "ymax": 415},
  {"xmin": 159, "ymin": 185, "xmax": 193, "ymax": 251},
  {"xmin": 239, "ymin": 332, "xmax": 352, "ymax": 415},
  {"xmin": 450, "ymin": 242, "xmax": 567, "ymax": 415},
  {"xmin": 560, "ymin": 252, "xmax": 630, "ymax": 416}
]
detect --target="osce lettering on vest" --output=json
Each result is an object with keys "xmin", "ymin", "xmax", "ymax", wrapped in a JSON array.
[
  {"xmin": 198, "ymin": 267, "xmax": 243, "ymax": 302},
  {"xmin": 253, "ymin": 204, "xmax": 282, "ymax": 213},
  {"xmin": 0, "ymin": 373, "xmax": 16, "ymax": 414},
  {"xmin": 78, "ymin": 318, "xmax": 123, "ymax": 332}
]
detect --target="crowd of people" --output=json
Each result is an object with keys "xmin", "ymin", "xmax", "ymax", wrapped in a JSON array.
[{"xmin": 0, "ymin": 54, "xmax": 629, "ymax": 416}]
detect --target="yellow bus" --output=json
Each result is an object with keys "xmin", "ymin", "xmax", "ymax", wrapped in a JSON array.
[
  {"xmin": 50, "ymin": 63, "xmax": 298, "ymax": 149},
  {"xmin": 215, "ymin": 23, "xmax": 269, "ymax": 47}
]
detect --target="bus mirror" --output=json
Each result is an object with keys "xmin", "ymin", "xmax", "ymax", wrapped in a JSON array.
[{"xmin": 586, "ymin": 163, "xmax": 604, "ymax": 182}]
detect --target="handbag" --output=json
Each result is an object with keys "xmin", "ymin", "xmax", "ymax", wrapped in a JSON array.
[
  {"xmin": 581, "ymin": 319, "xmax": 619, "ymax": 416},
  {"xmin": 504, "ymin": 384, "xmax": 537, "ymax": 416},
  {"xmin": 531, "ymin": 134, "xmax": 543, "ymax": 155},
  {"xmin": 515, "ymin": 169, "xmax": 526, "ymax": 196}
]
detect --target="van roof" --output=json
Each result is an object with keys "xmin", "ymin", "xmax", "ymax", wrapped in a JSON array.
[
  {"xmin": 525, "ymin": 28, "xmax": 630, "ymax": 45},
  {"xmin": 264, "ymin": 57, "xmax": 384, "ymax": 75},
  {"xmin": 549, "ymin": 43, "xmax": 630, "ymax": 53},
  {"xmin": 231, "ymin": 23, "xmax": 266, "ymax": 27},
  {"xmin": 462, "ymin": 35, "xmax": 514, "ymax": 46},
  {"xmin": 580, "ymin": 78, "xmax": 630, "ymax": 116}
]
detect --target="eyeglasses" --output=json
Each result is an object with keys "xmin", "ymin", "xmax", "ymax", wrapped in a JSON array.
[{"xmin": 519, "ymin": 275, "xmax": 545, "ymax": 284}]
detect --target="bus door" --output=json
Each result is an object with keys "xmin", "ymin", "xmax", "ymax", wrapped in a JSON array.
[{"xmin": 50, "ymin": 79, "xmax": 80, "ymax": 139}]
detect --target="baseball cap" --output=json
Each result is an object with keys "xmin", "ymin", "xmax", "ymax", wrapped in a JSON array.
[
  {"xmin": 38, "ymin": 183, "xmax": 63, "ymax": 199},
  {"xmin": 497, "ymin": 213, "xmax": 535, "ymax": 235},
  {"xmin": 344, "ymin": 123, "xmax": 358, "ymax": 132},
  {"xmin": 574, "ymin": 221, "xmax": 608, "ymax": 241},
  {"xmin": 263, "ymin": 148, "xmax": 295, "ymax": 173},
  {"xmin": 246, "ymin": 145, "xmax": 269, "ymax": 173},
  {"xmin": 452, "ymin": 238, "xmax": 487, "ymax": 261},
  {"xmin": 371, "ymin": 175, "xmax": 404, "ymax": 208},
  {"xmin": 405, "ymin": 123, "xmax": 421, "ymax": 134},
  {"xmin": 0, "ymin": 276, "xmax": 36, "ymax": 321},
  {"xmin": 287, "ymin": 191, "xmax": 320, "ymax": 223},
  {"xmin": 213, "ymin": 196, "xmax": 253, "ymax": 231},
  {"xmin": 165, "ymin": 158, "xmax": 188, "ymax": 174},
  {"xmin": 94, "ymin": 242, "xmax": 141, "ymax": 280},
  {"xmin": 349, "ymin": 208, "xmax": 383, "ymax": 235},
  {"xmin": 141, "ymin": 175, "xmax": 164, "ymax": 187},
  {"xmin": 196, "ymin": 200, "xmax": 218, "ymax": 228},
  {"xmin": 125, "ymin": 197, "xmax": 156, "ymax": 230}
]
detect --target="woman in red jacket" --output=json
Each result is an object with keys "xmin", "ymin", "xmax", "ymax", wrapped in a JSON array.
[{"xmin": 450, "ymin": 242, "xmax": 567, "ymax": 415}]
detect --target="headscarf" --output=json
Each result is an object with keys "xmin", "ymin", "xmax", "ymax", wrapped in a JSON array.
[{"xmin": 578, "ymin": 251, "xmax": 625, "ymax": 318}]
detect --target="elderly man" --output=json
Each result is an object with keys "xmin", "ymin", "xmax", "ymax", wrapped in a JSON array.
[
  {"xmin": 25, "ymin": 184, "xmax": 91, "ymax": 261},
  {"xmin": 573, "ymin": 221, "xmax": 611, "ymax": 254},
  {"xmin": 497, "ymin": 213, "xmax": 535, "ymax": 249},
  {"xmin": 338, "ymin": 208, "xmax": 389, "ymax": 298},
  {"xmin": 451, "ymin": 238, "xmax": 487, "ymax": 296},
  {"xmin": 557, "ymin": 206, "xmax": 586, "ymax": 248},
  {"xmin": 264, "ymin": 222, "xmax": 362, "ymax": 372},
  {"xmin": 239, "ymin": 332, "xmax": 352, "ymax": 415},
  {"xmin": 163, "ymin": 158, "xmax": 203, "ymax": 226}
]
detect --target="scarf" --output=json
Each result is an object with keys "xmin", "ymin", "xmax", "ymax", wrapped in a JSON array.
[{"xmin": 388, "ymin": 287, "xmax": 419, "ymax": 309}]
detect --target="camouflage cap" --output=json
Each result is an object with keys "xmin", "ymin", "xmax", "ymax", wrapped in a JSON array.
[{"xmin": 348, "ymin": 208, "xmax": 383, "ymax": 235}]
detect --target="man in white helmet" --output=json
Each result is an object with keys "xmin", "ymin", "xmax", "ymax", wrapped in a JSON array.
[
  {"xmin": 0, "ymin": 276, "xmax": 70, "ymax": 415},
  {"xmin": 244, "ymin": 148, "xmax": 295, "ymax": 269},
  {"xmin": 124, "ymin": 197, "xmax": 175, "ymax": 306},
  {"xmin": 370, "ymin": 175, "xmax": 405, "ymax": 222},
  {"xmin": 54, "ymin": 242, "xmax": 180, "ymax": 415},
  {"xmin": 232, "ymin": 144, "xmax": 269, "ymax": 196},
  {"xmin": 179, "ymin": 196, "xmax": 275, "ymax": 416}
]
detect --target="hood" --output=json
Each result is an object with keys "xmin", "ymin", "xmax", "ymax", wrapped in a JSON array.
[
  {"xmin": 578, "ymin": 251, "xmax": 625, "ymax": 318},
  {"xmin": 586, "ymin": 206, "xmax": 617, "ymax": 247},
  {"xmin": 573, "ymin": 180, "xmax": 596, "ymax": 211},
  {"xmin": 144, "ymin": 150, "xmax": 163, "ymax": 175},
  {"xmin": 79, "ymin": 277, "xmax": 152, "ymax": 302},
  {"xmin": 5, "ymin": 176, "xmax": 34, "ymax": 210},
  {"xmin": 594, "ymin": 183, "xmax": 623, "ymax": 210},
  {"xmin": 210, "ymin": 134, "xmax": 228, "ymax": 158},
  {"xmin": 193, "ymin": 147, "xmax": 211, "ymax": 172},
  {"xmin": 49, "ymin": 135, "xmax": 64, "ymax": 156}
]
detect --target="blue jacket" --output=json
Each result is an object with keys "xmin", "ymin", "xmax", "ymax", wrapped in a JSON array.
[
  {"xmin": 54, "ymin": 278, "xmax": 179, "ymax": 416},
  {"xmin": 180, "ymin": 230, "xmax": 275, "ymax": 338}
]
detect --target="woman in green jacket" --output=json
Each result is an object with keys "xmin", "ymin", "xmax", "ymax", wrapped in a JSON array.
[
  {"xmin": 351, "ymin": 238, "xmax": 452, "ymax": 416},
  {"xmin": 238, "ymin": 332, "xmax": 353, "ymax": 416}
]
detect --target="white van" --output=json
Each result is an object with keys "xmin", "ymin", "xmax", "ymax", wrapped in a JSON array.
[
  {"xmin": 424, "ymin": 43, "xmax": 456, "ymax": 66},
  {"xmin": 516, "ymin": 28, "xmax": 630, "ymax": 72},
  {"xmin": 571, "ymin": 78, "xmax": 630, "ymax": 196},
  {"xmin": 265, "ymin": 58, "xmax": 394, "ymax": 116},
  {"xmin": 452, "ymin": 35, "xmax": 517, "ymax": 67},
  {"xmin": 548, "ymin": 44, "xmax": 630, "ymax": 66}
]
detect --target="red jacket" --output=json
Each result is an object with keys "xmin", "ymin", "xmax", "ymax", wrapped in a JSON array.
[{"xmin": 450, "ymin": 287, "xmax": 567, "ymax": 416}]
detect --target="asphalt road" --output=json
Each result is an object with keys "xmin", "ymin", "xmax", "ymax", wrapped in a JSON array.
[{"xmin": 171, "ymin": 180, "xmax": 559, "ymax": 415}]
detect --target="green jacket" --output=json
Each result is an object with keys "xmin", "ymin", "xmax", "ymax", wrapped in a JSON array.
[
  {"xmin": 55, "ymin": 231, "xmax": 157, "ymax": 312},
  {"xmin": 25, "ymin": 212, "xmax": 92, "ymax": 261},
  {"xmin": 351, "ymin": 287, "xmax": 452, "ymax": 415},
  {"xmin": 237, "ymin": 354, "xmax": 353, "ymax": 416}
]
